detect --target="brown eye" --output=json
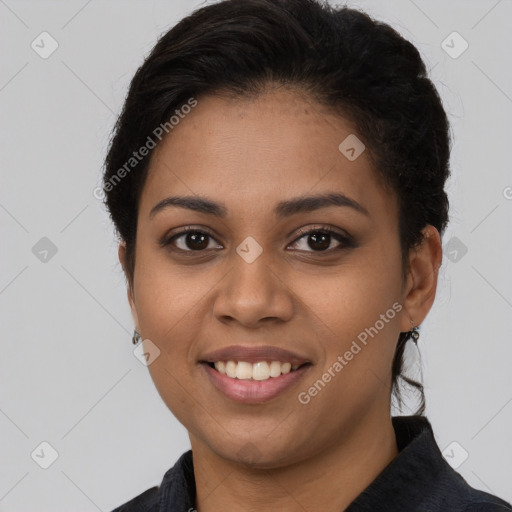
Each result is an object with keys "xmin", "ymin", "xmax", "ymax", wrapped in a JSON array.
[
  {"xmin": 289, "ymin": 227, "xmax": 353, "ymax": 253},
  {"xmin": 161, "ymin": 227, "xmax": 222, "ymax": 252},
  {"xmin": 178, "ymin": 232, "xmax": 210, "ymax": 250}
]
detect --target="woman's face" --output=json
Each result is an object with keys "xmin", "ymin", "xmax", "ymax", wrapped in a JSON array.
[{"xmin": 125, "ymin": 87, "xmax": 419, "ymax": 467}]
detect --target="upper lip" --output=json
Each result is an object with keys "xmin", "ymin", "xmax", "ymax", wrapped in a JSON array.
[{"xmin": 199, "ymin": 345, "xmax": 312, "ymax": 365}]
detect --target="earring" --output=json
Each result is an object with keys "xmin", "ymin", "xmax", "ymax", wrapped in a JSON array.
[
  {"xmin": 132, "ymin": 329, "xmax": 141, "ymax": 345},
  {"xmin": 409, "ymin": 319, "xmax": 420, "ymax": 343}
]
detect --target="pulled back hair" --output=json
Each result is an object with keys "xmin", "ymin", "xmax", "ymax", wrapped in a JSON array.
[{"xmin": 103, "ymin": 0, "xmax": 451, "ymax": 415}]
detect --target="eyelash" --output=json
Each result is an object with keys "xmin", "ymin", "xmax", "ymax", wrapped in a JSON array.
[{"xmin": 159, "ymin": 225, "xmax": 354, "ymax": 255}]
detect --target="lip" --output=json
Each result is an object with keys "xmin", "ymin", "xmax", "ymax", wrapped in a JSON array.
[
  {"xmin": 200, "ymin": 361, "xmax": 312, "ymax": 404},
  {"xmin": 199, "ymin": 344, "xmax": 311, "ymax": 365}
]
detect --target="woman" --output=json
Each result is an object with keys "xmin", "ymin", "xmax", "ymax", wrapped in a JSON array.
[{"xmin": 103, "ymin": 0, "xmax": 512, "ymax": 510}]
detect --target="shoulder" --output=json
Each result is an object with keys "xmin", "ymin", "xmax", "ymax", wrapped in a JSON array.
[
  {"xmin": 109, "ymin": 486, "xmax": 159, "ymax": 512},
  {"xmin": 438, "ymin": 460, "xmax": 512, "ymax": 511},
  {"xmin": 108, "ymin": 450, "xmax": 195, "ymax": 512},
  {"xmin": 438, "ymin": 462, "xmax": 512, "ymax": 511},
  {"xmin": 461, "ymin": 503, "xmax": 512, "ymax": 512},
  {"xmin": 390, "ymin": 416, "xmax": 512, "ymax": 512}
]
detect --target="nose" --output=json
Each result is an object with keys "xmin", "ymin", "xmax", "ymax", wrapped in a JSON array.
[{"xmin": 212, "ymin": 246, "xmax": 294, "ymax": 329}]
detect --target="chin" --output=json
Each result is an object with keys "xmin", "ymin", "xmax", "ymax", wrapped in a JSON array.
[{"xmin": 205, "ymin": 432, "xmax": 309, "ymax": 470}]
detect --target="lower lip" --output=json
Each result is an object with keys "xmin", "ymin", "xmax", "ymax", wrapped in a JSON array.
[{"xmin": 200, "ymin": 363, "xmax": 312, "ymax": 404}]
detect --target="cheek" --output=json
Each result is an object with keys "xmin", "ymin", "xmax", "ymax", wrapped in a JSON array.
[
  {"xmin": 296, "ymin": 293, "xmax": 401, "ymax": 426},
  {"xmin": 131, "ymin": 246, "xmax": 205, "ymax": 387},
  {"xmin": 133, "ymin": 241, "xmax": 209, "ymax": 337},
  {"xmin": 309, "ymin": 255, "xmax": 402, "ymax": 336},
  {"xmin": 133, "ymin": 262, "xmax": 205, "ymax": 425},
  {"xmin": 301, "ymin": 250, "xmax": 403, "ymax": 396}
]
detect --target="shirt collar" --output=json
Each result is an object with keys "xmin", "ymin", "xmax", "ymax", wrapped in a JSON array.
[{"xmin": 346, "ymin": 415, "xmax": 445, "ymax": 510}]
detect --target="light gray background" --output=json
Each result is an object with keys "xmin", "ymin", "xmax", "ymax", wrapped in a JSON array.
[{"xmin": 1, "ymin": 0, "xmax": 511, "ymax": 510}]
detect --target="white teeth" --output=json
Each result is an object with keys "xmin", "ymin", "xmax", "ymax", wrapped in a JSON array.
[
  {"xmin": 213, "ymin": 360, "xmax": 303, "ymax": 380},
  {"xmin": 253, "ymin": 361, "xmax": 270, "ymax": 381},
  {"xmin": 270, "ymin": 361, "xmax": 282, "ymax": 377},
  {"xmin": 225, "ymin": 360, "xmax": 237, "ymax": 378},
  {"xmin": 235, "ymin": 361, "xmax": 253, "ymax": 380},
  {"xmin": 215, "ymin": 361, "xmax": 226, "ymax": 374}
]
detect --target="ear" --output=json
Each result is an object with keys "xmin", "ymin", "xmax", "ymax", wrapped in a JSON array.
[
  {"xmin": 118, "ymin": 241, "xmax": 139, "ymax": 330},
  {"xmin": 399, "ymin": 225, "xmax": 443, "ymax": 332}
]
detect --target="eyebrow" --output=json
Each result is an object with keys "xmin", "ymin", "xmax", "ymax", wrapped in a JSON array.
[{"xmin": 149, "ymin": 192, "xmax": 370, "ymax": 219}]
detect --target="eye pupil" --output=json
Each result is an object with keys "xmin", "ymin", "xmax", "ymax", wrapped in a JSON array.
[
  {"xmin": 308, "ymin": 232, "xmax": 330, "ymax": 251},
  {"xmin": 187, "ymin": 232, "xmax": 209, "ymax": 250}
]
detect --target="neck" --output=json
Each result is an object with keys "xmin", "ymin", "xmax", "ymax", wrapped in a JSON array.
[{"xmin": 191, "ymin": 412, "xmax": 398, "ymax": 512}]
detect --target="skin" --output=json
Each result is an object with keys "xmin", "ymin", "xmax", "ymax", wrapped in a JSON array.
[{"xmin": 119, "ymin": 84, "xmax": 442, "ymax": 512}]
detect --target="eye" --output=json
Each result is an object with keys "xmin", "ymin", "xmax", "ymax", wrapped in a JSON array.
[
  {"xmin": 288, "ymin": 226, "xmax": 353, "ymax": 253},
  {"xmin": 160, "ymin": 226, "xmax": 222, "ymax": 253}
]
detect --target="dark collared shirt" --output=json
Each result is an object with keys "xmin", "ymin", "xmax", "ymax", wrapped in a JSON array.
[{"xmin": 111, "ymin": 415, "xmax": 511, "ymax": 511}]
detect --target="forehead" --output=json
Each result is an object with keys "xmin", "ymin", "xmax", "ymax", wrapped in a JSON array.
[{"xmin": 140, "ymin": 88, "xmax": 393, "ymax": 222}]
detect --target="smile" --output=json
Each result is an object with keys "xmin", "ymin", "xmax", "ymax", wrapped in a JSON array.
[
  {"xmin": 201, "ymin": 360, "xmax": 312, "ymax": 404},
  {"xmin": 198, "ymin": 344, "xmax": 313, "ymax": 403},
  {"xmin": 211, "ymin": 360, "xmax": 303, "ymax": 380}
]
